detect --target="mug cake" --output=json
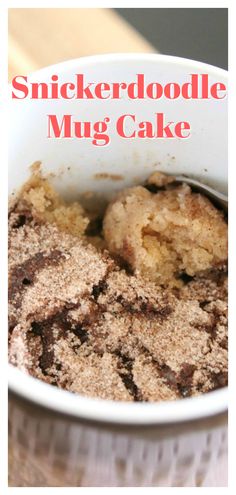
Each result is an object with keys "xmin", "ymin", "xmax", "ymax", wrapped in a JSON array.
[{"xmin": 8, "ymin": 167, "xmax": 228, "ymax": 402}]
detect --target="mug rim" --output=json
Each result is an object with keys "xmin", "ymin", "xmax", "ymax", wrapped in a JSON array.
[
  {"xmin": 17, "ymin": 53, "xmax": 228, "ymax": 87},
  {"xmin": 9, "ymin": 53, "xmax": 228, "ymax": 425},
  {"xmin": 9, "ymin": 365, "xmax": 228, "ymax": 425}
]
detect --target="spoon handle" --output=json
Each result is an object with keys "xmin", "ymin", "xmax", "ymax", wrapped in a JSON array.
[{"xmin": 175, "ymin": 176, "xmax": 228, "ymax": 211}]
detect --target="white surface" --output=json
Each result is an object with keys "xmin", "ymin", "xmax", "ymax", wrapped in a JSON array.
[
  {"xmin": 9, "ymin": 395, "xmax": 228, "ymax": 486},
  {"xmin": 9, "ymin": 54, "xmax": 228, "ymax": 425}
]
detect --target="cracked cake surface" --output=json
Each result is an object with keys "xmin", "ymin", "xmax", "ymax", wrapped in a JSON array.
[
  {"xmin": 8, "ymin": 175, "xmax": 228, "ymax": 402},
  {"xmin": 103, "ymin": 175, "xmax": 228, "ymax": 287}
]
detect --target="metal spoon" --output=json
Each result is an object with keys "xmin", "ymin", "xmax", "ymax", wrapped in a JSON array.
[{"xmin": 174, "ymin": 175, "xmax": 228, "ymax": 212}]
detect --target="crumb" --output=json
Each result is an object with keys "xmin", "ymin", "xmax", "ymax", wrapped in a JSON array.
[
  {"xmin": 93, "ymin": 173, "xmax": 124, "ymax": 181},
  {"xmin": 147, "ymin": 171, "xmax": 176, "ymax": 187}
]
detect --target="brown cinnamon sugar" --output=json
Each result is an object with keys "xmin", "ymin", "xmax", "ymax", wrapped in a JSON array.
[{"xmin": 8, "ymin": 172, "xmax": 228, "ymax": 402}]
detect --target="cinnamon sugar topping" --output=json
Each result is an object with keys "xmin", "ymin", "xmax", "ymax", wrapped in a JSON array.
[{"xmin": 8, "ymin": 172, "xmax": 228, "ymax": 402}]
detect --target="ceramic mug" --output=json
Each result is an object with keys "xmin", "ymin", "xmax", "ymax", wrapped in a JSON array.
[{"xmin": 9, "ymin": 54, "xmax": 228, "ymax": 486}]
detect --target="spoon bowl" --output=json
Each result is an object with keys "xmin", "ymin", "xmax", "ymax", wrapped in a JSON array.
[{"xmin": 174, "ymin": 175, "xmax": 228, "ymax": 211}]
